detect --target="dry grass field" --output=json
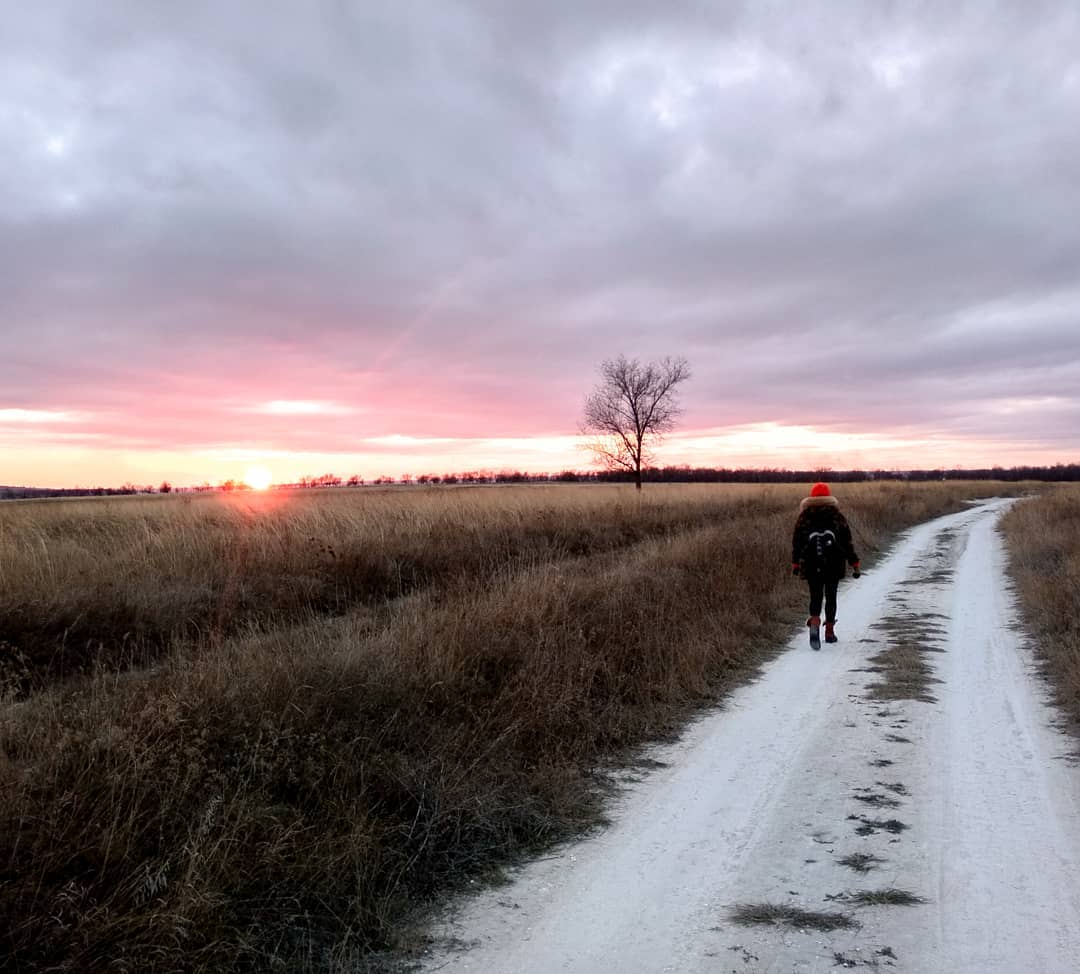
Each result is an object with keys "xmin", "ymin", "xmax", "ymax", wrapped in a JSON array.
[
  {"xmin": 0, "ymin": 481, "xmax": 1020, "ymax": 971},
  {"xmin": 1002, "ymin": 484, "xmax": 1080, "ymax": 733}
]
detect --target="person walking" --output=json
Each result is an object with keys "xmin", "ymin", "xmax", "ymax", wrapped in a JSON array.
[{"xmin": 791, "ymin": 483, "xmax": 860, "ymax": 649}]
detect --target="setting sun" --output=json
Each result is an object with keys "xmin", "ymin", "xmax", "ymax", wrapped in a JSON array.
[{"xmin": 244, "ymin": 465, "xmax": 273, "ymax": 491}]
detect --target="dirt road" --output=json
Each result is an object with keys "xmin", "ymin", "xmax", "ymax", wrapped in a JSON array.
[{"xmin": 421, "ymin": 499, "xmax": 1080, "ymax": 973}]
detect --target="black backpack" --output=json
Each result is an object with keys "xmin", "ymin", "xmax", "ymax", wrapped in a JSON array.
[{"xmin": 802, "ymin": 528, "xmax": 838, "ymax": 577}]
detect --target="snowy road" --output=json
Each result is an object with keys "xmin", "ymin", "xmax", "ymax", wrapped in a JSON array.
[{"xmin": 421, "ymin": 499, "xmax": 1080, "ymax": 973}]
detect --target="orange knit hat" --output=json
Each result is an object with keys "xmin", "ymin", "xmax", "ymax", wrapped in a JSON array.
[{"xmin": 810, "ymin": 482, "xmax": 831, "ymax": 497}]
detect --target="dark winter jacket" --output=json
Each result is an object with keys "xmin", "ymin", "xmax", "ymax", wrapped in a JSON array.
[{"xmin": 791, "ymin": 495, "xmax": 859, "ymax": 577}]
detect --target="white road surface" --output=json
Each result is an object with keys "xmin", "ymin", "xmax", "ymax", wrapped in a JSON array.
[{"xmin": 421, "ymin": 499, "xmax": 1080, "ymax": 973}]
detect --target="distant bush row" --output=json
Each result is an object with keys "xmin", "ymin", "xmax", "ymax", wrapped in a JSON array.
[{"xmin": 4, "ymin": 461, "xmax": 1079, "ymax": 501}]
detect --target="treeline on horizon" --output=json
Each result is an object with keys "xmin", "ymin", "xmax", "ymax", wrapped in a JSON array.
[{"xmin": 3, "ymin": 462, "xmax": 1080, "ymax": 500}]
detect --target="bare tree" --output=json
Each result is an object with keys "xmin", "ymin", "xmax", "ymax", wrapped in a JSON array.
[{"xmin": 580, "ymin": 354, "xmax": 692, "ymax": 490}]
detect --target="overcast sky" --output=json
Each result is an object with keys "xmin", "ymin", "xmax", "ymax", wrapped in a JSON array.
[{"xmin": 3, "ymin": 1, "xmax": 1080, "ymax": 485}]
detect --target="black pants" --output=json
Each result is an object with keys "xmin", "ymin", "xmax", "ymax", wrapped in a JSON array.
[{"xmin": 807, "ymin": 574, "xmax": 840, "ymax": 624}]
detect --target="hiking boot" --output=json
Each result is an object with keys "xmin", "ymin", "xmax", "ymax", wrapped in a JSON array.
[
  {"xmin": 807, "ymin": 615, "xmax": 821, "ymax": 651},
  {"xmin": 824, "ymin": 622, "xmax": 838, "ymax": 644}
]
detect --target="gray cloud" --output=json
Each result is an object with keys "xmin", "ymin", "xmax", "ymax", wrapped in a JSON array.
[{"xmin": 3, "ymin": 0, "xmax": 1080, "ymax": 467}]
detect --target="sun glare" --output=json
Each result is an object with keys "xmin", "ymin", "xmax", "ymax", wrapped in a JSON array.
[{"xmin": 244, "ymin": 465, "xmax": 273, "ymax": 491}]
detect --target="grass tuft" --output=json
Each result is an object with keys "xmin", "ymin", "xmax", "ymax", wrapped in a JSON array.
[
  {"xmin": 847, "ymin": 888, "xmax": 926, "ymax": 907},
  {"xmin": 730, "ymin": 902, "xmax": 858, "ymax": 931},
  {"xmin": 837, "ymin": 852, "xmax": 884, "ymax": 874},
  {"xmin": 877, "ymin": 781, "xmax": 909, "ymax": 796},
  {"xmin": 852, "ymin": 791, "xmax": 901, "ymax": 809},
  {"xmin": 850, "ymin": 816, "xmax": 909, "ymax": 836},
  {"xmin": 865, "ymin": 614, "xmax": 947, "ymax": 704}
]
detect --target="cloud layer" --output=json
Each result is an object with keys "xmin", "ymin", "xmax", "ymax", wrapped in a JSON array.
[{"xmin": 3, "ymin": 1, "xmax": 1080, "ymax": 482}]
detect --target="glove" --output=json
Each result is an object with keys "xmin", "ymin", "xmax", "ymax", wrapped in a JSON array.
[
  {"xmin": 791, "ymin": 563, "xmax": 800, "ymax": 577},
  {"xmin": 851, "ymin": 562, "xmax": 861, "ymax": 579}
]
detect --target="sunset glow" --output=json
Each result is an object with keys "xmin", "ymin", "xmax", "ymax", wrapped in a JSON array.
[
  {"xmin": 1, "ymin": 419, "xmax": 1075, "ymax": 491},
  {"xmin": 251, "ymin": 401, "xmax": 353, "ymax": 416},
  {"xmin": 244, "ymin": 465, "xmax": 273, "ymax": 491}
]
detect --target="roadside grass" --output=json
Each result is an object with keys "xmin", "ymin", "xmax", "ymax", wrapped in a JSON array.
[
  {"xmin": 0, "ymin": 482, "xmax": 1017, "ymax": 969},
  {"xmin": 1001, "ymin": 484, "xmax": 1080, "ymax": 736},
  {"xmin": 729, "ymin": 902, "xmax": 858, "ymax": 931}
]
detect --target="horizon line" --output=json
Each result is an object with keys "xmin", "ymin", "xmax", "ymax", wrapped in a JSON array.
[{"xmin": 5, "ymin": 460, "xmax": 1080, "ymax": 496}]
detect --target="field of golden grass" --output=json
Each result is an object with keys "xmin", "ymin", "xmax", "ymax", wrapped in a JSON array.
[
  {"xmin": 0, "ymin": 481, "xmax": 1020, "ymax": 970},
  {"xmin": 1002, "ymin": 484, "xmax": 1080, "ymax": 732}
]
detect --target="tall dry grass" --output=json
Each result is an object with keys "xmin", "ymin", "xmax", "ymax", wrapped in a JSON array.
[
  {"xmin": 0, "ymin": 482, "xmax": 1014, "ymax": 970},
  {"xmin": 0, "ymin": 485, "xmax": 795, "ymax": 694},
  {"xmin": 1002, "ymin": 485, "xmax": 1080, "ymax": 729}
]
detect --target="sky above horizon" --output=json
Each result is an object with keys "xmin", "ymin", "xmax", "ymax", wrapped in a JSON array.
[{"xmin": 3, "ymin": 1, "xmax": 1080, "ymax": 487}]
